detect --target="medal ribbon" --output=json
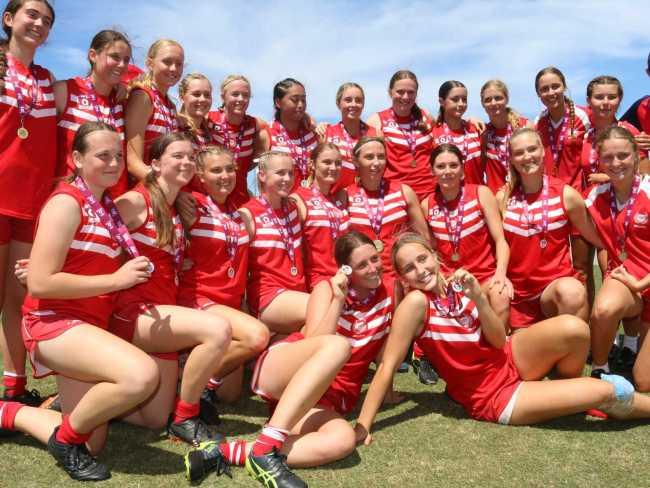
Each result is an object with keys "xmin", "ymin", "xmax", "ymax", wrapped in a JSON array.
[
  {"xmin": 205, "ymin": 196, "xmax": 239, "ymax": 263},
  {"xmin": 520, "ymin": 175, "xmax": 549, "ymax": 241},
  {"xmin": 219, "ymin": 110, "xmax": 246, "ymax": 161},
  {"xmin": 151, "ymin": 87, "xmax": 178, "ymax": 132},
  {"xmin": 6, "ymin": 55, "xmax": 39, "ymax": 128},
  {"xmin": 259, "ymin": 196, "xmax": 297, "ymax": 268},
  {"xmin": 273, "ymin": 121, "xmax": 308, "ymax": 180},
  {"xmin": 359, "ymin": 180, "xmax": 386, "ymax": 239},
  {"xmin": 432, "ymin": 282, "xmax": 463, "ymax": 318},
  {"xmin": 487, "ymin": 123, "xmax": 511, "ymax": 171},
  {"xmin": 608, "ymin": 174, "xmax": 641, "ymax": 257},
  {"xmin": 546, "ymin": 110, "xmax": 569, "ymax": 170},
  {"xmin": 83, "ymin": 78, "xmax": 118, "ymax": 127},
  {"xmin": 443, "ymin": 121, "xmax": 469, "ymax": 159},
  {"xmin": 436, "ymin": 184, "xmax": 465, "ymax": 257},
  {"xmin": 389, "ymin": 110, "xmax": 418, "ymax": 158},
  {"xmin": 338, "ymin": 121, "xmax": 368, "ymax": 160},
  {"xmin": 311, "ymin": 187, "xmax": 342, "ymax": 241}
]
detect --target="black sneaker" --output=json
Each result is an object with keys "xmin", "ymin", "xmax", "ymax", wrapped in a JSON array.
[
  {"xmin": 185, "ymin": 440, "xmax": 231, "ymax": 481},
  {"xmin": 2, "ymin": 388, "xmax": 43, "ymax": 407},
  {"xmin": 246, "ymin": 448, "xmax": 307, "ymax": 488},
  {"xmin": 413, "ymin": 357, "xmax": 438, "ymax": 385},
  {"xmin": 590, "ymin": 368, "xmax": 608, "ymax": 379},
  {"xmin": 608, "ymin": 344, "xmax": 621, "ymax": 364},
  {"xmin": 617, "ymin": 347, "xmax": 637, "ymax": 372},
  {"xmin": 167, "ymin": 415, "xmax": 224, "ymax": 447},
  {"xmin": 199, "ymin": 388, "xmax": 221, "ymax": 425},
  {"xmin": 47, "ymin": 427, "xmax": 111, "ymax": 481}
]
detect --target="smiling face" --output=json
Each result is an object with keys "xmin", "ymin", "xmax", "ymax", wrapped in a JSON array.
[
  {"xmin": 337, "ymin": 86, "xmax": 365, "ymax": 121},
  {"xmin": 536, "ymin": 73, "xmax": 566, "ymax": 112},
  {"xmin": 509, "ymin": 131, "xmax": 545, "ymax": 178},
  {"xmin": 481, "ymin": 86, "xmax": 508, "ymax": 120},
  {"xmin": 347, "ymin": 243, "xmax": 383, "ymax": 290},
  {"xmin": 221, "ymin": 79, "xmax": 251, "ymax": 117},
  {"xmin": 148, "ymin": 43, "xmax": 184, "ymax": 91},
  {"xmin": 73, "ymin": 129, "xmax": 124, "ymax": 190},
  {"xmin": 394, "ymin": 242, "xmax": 440, "ymax": 292},
  {"xmin": 599, "ymin": 137, "xmax": 637, "ymax": 183},
  {"xmin": 389, "ymin": 78, "xmax": 418, "ymax": 117},
  {"xmin": 199, "ymin": 151, "xmax": 236, "ymax": 202},
  {"xmin": 312, "ymin": 147, "xmax": 342, "ymax": 187},
  {"xmin": 440, "ymin": 86, "xmax": 468, "ymax": 120},
  {"xmin": 275, "ymin": 84, "xmax": 306, "ymax": 124},
  {"xmin": 152, "ymin": 140, "xmax": 196, "ymax": 188},
  {"xmin": 3, "ymin": 0, "xmax": 53, "ymax": 48},
  {"xmin": 89, "ymin": 40, "xmax": 131, "ymax": 88},
  {"xmin": 354, "ymin": 141, "xmax": 386, "ymax": 185},
  {"xmin": 181, "ymin": 77, "xmax": 212, "ymax": 120},
  {"xmin": 588, "ymin": 83, "xmax": 621, "ymax": 124},
  {"xmin": 432, "ymin": 150, "xmax": 463, "ymax": 191},
  {"xmin": 259, "ymin": 154, "xmax": 294, "ymax": 198}
]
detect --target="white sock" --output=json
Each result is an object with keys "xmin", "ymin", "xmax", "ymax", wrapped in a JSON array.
[
  {"xmin": 623, "ymin": 335, "xmax": 638, "ymax": 353},
  {"xmin": 592, "ymin": 362, "xmax": 610, "ymax": 373}
]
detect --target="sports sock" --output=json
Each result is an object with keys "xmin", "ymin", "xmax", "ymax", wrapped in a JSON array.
[
  {"xmin": 207, "ymin": 377, "xmax": 223, "ymax": 390},
  {"xmin": 0, "ymin": 400, "xmax": 24, "ymax": 430},
  {"xmin": 251, "ymin": 424, "xmax": 289, "ymax": 456},
  {"xmin": 55, "ymin": 415, "xmax": 91, "ymax": 445},
  {"xmin": 220, "ymin": 439, "xmax": 247, "ymax": 466},
  {"xmin": 623, "ymin": 335, "xmax": 638, "ymax": 353},
  {"xmin": 173, "ymin": 398, "xmax": 200, "ymax": 423},
  {"xmin": 3, "ymin": 372, "xmax": 26, "ymax": 397},
  {"xmin": 593, "ymin": 362, "xmax": 610, "ymax": 373}
]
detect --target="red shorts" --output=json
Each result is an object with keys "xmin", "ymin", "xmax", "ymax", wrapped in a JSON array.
[
  {"xmin": 177, "ymin": 294, "xmax": 241, "ymax": 311},
  {"xmin": 0, "ymin": 215, "xmax": 35, "ymax": 244},
  {"xmin": 110, "ymin": 302, "xmax": 178, "ymax": 361},
  {"xmin": 21, "ymin": 312, "xmax": 85, "ymax": 378},
  {"xmin": 251, "ymin": 287, "xmax": 287, "ymax": 318},
  {"xmin": 509, "ymin": 295, "xmax": 544, "ymax": 330}
]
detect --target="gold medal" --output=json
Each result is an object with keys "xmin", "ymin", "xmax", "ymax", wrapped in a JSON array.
[
  {"xmin": 373, "ymin": 239, "xmax": 384, "ymax": 252},
  {"xmin": 300, "ymin": 179, "xmax": 309, "ymax": 188},
  {"xmin": 451, "ymin": 252, "xmax": 460, "ymax": 262},
  {"xmin": 410, "ymin": 159, "xmax": 417, "ymax": 168},
  {"xmin": 17, "ymin": 127, "xmax": 29, "ymax": 139},
  {"xmin": 619, "ymin": 251, "xmax": 627, "ymax": 261}
]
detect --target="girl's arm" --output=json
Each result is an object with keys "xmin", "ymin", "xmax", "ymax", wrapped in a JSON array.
[
  {"xmin": 288, "ymin": 192, "xmax": 307, "ymax": 223},
  {"xmin": 125, "ymin": 90, "xmax": 154, "ymax": 182},
  {"xmin": 564, "ymin": 185, "xmax": 605, "ymax": 248},
  {"xmin": 303, "ymin": 273, "xmax": 348, "ymax": 337},
  {"xmin": 52, "ymin": 79, "xmax": 67, "ymax": 116},
  {"xmin": 365, "ymin": 113, "xmax": 383, "ymax": 136}
]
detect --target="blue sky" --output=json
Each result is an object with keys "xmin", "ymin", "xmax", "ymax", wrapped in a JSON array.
[{"xmin": 39, "ymin": 0, "xmax": 650, "ymax": 123}]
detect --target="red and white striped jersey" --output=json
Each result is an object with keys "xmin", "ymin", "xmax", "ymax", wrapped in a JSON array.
[
  {"xmin": 502, "ymin": 176, "xmax": 574, "ymax": 301},
  {"xmin": 426, "ymin": 184, "xmax": 496, "ymax": 283},
  {"xmin": 535, "ymin": 104, "xmax": 590, "ymax": 191},
  {"xmin": 378, "ymin": 108, "xmax": 435, "ymax": 200},
  {"xmin": 266, "ymin": 122, "xmax": 319, "ymax": 192},
  {"xmin": 324, "ymin": 121, "xmax": 376, "ymax": 192},
  {"xmin": 293, "ymin": 186, "xmax": 350, "ymax": 290},
  {"xmin": 56, "ymin": 77, "xmax": 128, "ymax": 197},
  {"xmin": 482, "ymin": 116, "xmax": 529, "ymax": 194},
  {"xmin": 22, "ymin": 183, "xmax": 122, "ymax": 328},
  {"xmin": 431, "ymin": 121, "xmax": 483, "ymax": 185},
  {"xmin": 178, "ymin": 192, "xmax": 249, "ymax": 309},
  {"xmin": 208, "ymin": 110, "xmax": 257, "ymax": 207},
  {"xmin": 0, "ymin": 55, "xmax": 56, "ymax": 219},
  {"xmin": 243, "ymin": 197, "xmax": 306, "ymax": 314},
  {"xmin": 585, "ymin": 176, "xmax": 650, "ymax": 281},
  {"xmin": 416, "ymin": 290, "xmax": 515, "ymax": 420}
]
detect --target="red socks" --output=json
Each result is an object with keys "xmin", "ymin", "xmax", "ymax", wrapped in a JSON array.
[
  {"xmin": 3, "ymin": 372, "xmax": 26, "ymax": 398},
  {"xmin": 219, "ymin": 439, "xmax": 247, "ymax": 466},
  {"xmin": 173, "ymin": 398, "xmax": 200, "ymax": 423},
  {"xmin": 55, "ymin": 415, "xmax": 91, "ymax": 445},
  {"xmin": 0, "ymin": 400, "xmax": 24, "ymax": 430},
  {"xmin": 207, "ymin": 377, "xmax": 223, "ymax": 390},
  {"xmin": 251, "ymin": 425, "xmax": 289, "ymax": 456}
]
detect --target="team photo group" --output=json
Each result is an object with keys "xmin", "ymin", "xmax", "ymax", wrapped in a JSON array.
[{"xmin": 1, "ymin": 0, "xmax": 650, "ymax": 486}]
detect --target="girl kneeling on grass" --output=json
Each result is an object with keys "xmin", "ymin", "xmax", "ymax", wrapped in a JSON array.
[{"xmin": 354, "ymin": 232, "xmax": 650, "ymax": 443}]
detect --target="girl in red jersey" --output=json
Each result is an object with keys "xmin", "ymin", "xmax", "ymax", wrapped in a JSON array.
[
  {"xmin": 431, "ymin": 80, "xmax": 483, "ymax": 185},
  {"xmin": 178, "ymin": 73, "xmax": 213, "ymax": 152},
  {"xmin": 479, "ymin": 79, "xmax": 531, "ymax": 193},
  {"xmin": 54, "ymin": 30, "xmax": 132, "ymax": 198},
  {"xmin": 258, "ymin": 78, "xmax": 318, "ymax": 192},
  {"xmin": 177, "ymin": 146, "xmax": 269, "ymax": 408},
  {"xmin": 10, "ymin": 122, "xmax": 159, "ymax": 481},
  {"xmin": 0, "ymin": 0, "xmax": 56, "ymax": 408},
  {"xmin": 186, "ymin": 231, "xmax": 394, "ymax": 488},
  {"xmin": 239, "ymin": 151, "xmax": 309, "ymax": 333},
  {"xmin": 290, "ymin": 142, "xmax": 350, "ymax": 291},
  {"xmin": 353, "ymin": 232, "xmax": 650, "ymax": 442},
  {"xmin": 323, "ymin": 82, "xmax": 376, "ymax": 192},
  {"xmin": 209, "ymin": 74, "xmax": 265, "ymax": 207},
  {"xmin": 367, "ymin": 70, "xmax": 435, "ymax": 200},
  {"xmin": 422, "ymin": 143, "xmax": 512, "ymax": 323},
  {"xmin": 496, "ymin": 128, "xmax": 603, "ymax": 331},
  {"xmin": 125, "ymin": 39, "xmax": 182, "ymax": 182},
  {"xmin": 585, "ymin": 127, "xmax": 650, "ymax": 386},
  {"xmin": 347, "ymin": 136, "xmax": 429, "ymax": 294},
  {"xmin": 111, "ymin": 133, "xmax": 231, "ymax": 446}
]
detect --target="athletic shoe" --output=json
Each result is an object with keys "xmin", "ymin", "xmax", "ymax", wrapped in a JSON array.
[
  {"xmin": 413, "ymin": 357, "xmax": 439, "ymax": 385},
  {"xmin": 246, "ymin": 448, "xmax": 307, "ymax": 488},
  {"xmin": 2, "ymin": 389, "xmax": 43, "ymax": 407},
  {"xmin": 608, "ymin": 343, "xmax": 621, "ymax": 364},
  {"xmin": 184, "ymin": 440, "xmax": 231, "ymax": 481},
  {"xmin": 167, "ymin": 415, "xmax": 224, "ymax": 447},
  {"xmin": 590, "ymin": 368, "xmax": 607, "ymax": 379},
  {"xmin": 616, "ymin": 347, "xmax": 637, "ymax": 372},
  {"xmin": 47, "ymin": 427, "xmax": 111, "ymax": 481},
  {"xmin": 199, "ymin": 388, "xmax": 221, "ymax": 425},
  {"xmin": 397, "ymin": 361, "xmax": 409, "ymax": 373}
]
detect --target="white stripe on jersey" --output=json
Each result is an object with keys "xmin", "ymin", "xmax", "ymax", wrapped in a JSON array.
[
  {"xmin": 344, "ymin": 326, "xmax": 391, "ymax": 349},
  {"xmin": 70, "ymin": 240, "xmax": 122, "ymax": 259},
  {"xmin": 420, "ymin": 329, "xmax": 481, "ymax": 342},
  {"xmin": 503, "ymin": 219, "xmax": 568, "ymax": 237}
]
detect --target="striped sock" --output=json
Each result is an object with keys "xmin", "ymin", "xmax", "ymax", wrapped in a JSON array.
[
  {"xmin": 251, "ymin": 424, "xmax": 289, "ymax": 456},
  {"xmin": 3, "ymin": 372, "xmax": 27, "ymax": 397},
  {"xmin": 207, "ymin": 377, "xmax": 223, "ymax": 390},
  {"xmin": 219, "ymin": 439, "xmax": 247, "ymax": 466},
  {"xmin": 0, "ymin": 400, "xmax": 24, "ymax": 430}
]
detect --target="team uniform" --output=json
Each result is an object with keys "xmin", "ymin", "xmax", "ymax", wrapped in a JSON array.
[
  {"xmin": 425, "ymin": 183, "xmax": 497, "ymax": 283},
  {"xmin": 243, "ymin": 197, "xmax": 306, "ymax": 316},
  {"xmin": 324, "ymin": 121, "xmax": 376, "ymax": 192},
  {"xmin": 265, "ymin": 121, "xmax": 318, "ymax": 192},
  {"xmin": 292, "ymin": 186, "xmax": 350, "ymax": 290},
  {"xmin": 585, "ymin": 176, "xmax": 650, "ymax": 322},
  {"xmin": 209, "ymin": 110, "xmax": 257, "ymax": 207},
  {"xmin": 177, "ymin": 192, "xmax": 249, "ymax": 310},
  {"xmin": 0, "ymin": 54, "xmax": 56, "ymax": 243},
  {"xmin": 56, "ymin": 77, "xmax": 128, "ymax": 197},
  {"xmin": 621, "ymin": 96, "xmax": 650, "ymax": 134},
  {"xmin": 431, "ymin": 121, "xmax": 483, "ymax": 185},
  {"xmin": 482, "ymin": 116, "xmax": 529, "ymax": 193},
  {"xmin": 416, "ymin": 290, "xmax": 521, "ymax": 424},
  {"xmin": 21, "ymin": 182, "xmax": 123, "ymax": 377},
  {"xmin": 252, "ymin": 281, "xmax": 393, "ymax": 415},
  {"xmin": 503, "ymin": 176, "xmax": 576, "ymax": 328},
  {"xmin": 347, "ymin": 180, "xmax": 409, "ymax": 288},
  {"xmin": 378, "ymin": 108, "xmax": 435, "ymax": 200},
  {"xmin": 535, "ymin": 105, "xmax": 590, "ymax": 192}
]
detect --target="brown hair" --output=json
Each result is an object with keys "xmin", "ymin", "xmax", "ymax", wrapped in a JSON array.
[
  {"xmin": 388, "ymin": 70, "xmax": 428, "ymax": 131},
  {"xmin": 430, "ymin": 143, "xmax": 464, "ymax": 168},
  {"xmin": 178, "ymin": 72, "xmax": 212, "ymax": 136},
  {"xmin": 499, "ymin": 128, "xmax": 544, "ymax": 214},
  {"xmin": 273, "ymin": 78, "xmax": 304, "ymax": 121},
  {"xmin": 3, "ymin": 0, "xmax": 55, "ymax": 39},
  {"xmin": 352, "ymin": 136, "xmax": 385, "ymax": 160},
  {"xmin": 595, "ymin": 125, "xmax": 639, "ymax": 164},
  {"xmin": 65, "ymin": 121, "xmax": 119, "ymax": 183},
  {"xmin": 586, "ymin": 75, "xmax": 623, "ymax": 99},
  {"xmin": 146, "ymin": 132, "xmax": 193, "ymax": 247},
  {"xmin": 437, "ymin": 80, "xmax": 466, "ymax": 125},
  {"xmin": 87, "ymin": 29, "xmax": 131, "ymax": 73},
  {"xmin": 129, "ymin": 39, "xmax": 183, "ymax": 91},
  {"xmin": 535, "ymin": 66, "xmax": 576, "ymax": 137},
  {"xmin": 334, "ymin": 230, "xmax": 375, "ymax": 266},
  {"xmin": 335, "ymin": 82, "xmax": 364, "ymax": 107}
]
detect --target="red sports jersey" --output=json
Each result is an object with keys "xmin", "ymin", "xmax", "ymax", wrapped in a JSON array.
[
  {"xmin": 426, "ymin": 184, "xmax": 496, "ymax": 283},
  {"xmin": 503, "ymin": 176, "xmax": 574, "ymax": 302},
  {"xmin": 130, "ymin": 86, "xmax": 178, "ymax": 167},
  {"xmin": 266, "ymin": 121, "xmax": 319, "ymax": 192},
  {"xmin": 416, "ymin": 290, "xmax": 520, "ymax": 422},
  {"xmin": 378, "ymin": 108, "xmax": 435, "ymax": 200},
  {"xmin": 114, "ymin": 185, "xmax": 183, "ymax": 308},
  {"xmin": 177, "ymin": 192, "xmax": 249, "ymax": 309},
  {"xmin": 208, "ymin": 110, "xmax": 257, "ymax": 207},
  {"xmin": 585, "ymin": 176, "xmax": 650, "ymax": 281},
  {"xmin": 0, "ymin": 54, "xmax": 56, "ymax": 219},
  {"xmin": 535, "ymin": 104, "xmax": 590, "ymax": 191},
  {"xmin": 324, "ymin": 121, "xmax": 376, "ymax": 192},
  {"xmin": 22, "ymin": 183, "xmax": 122, "ymax": 328},
  {"xmin": 482, "ymin": 116, "xmax": 529, "ymax": 193},
  {"xmin": 293, "ymin": 186, "xmax": 350, "ymax": 290},
  {"xmin": 431, "ymin": 121, "xmax": 483, "ymax": 185},
  {"xmin": 347, "ymin": 180, "xmax": 409, "ymax": 281},
  {"xmin": 243, "ymin": 197, "xmax": 306, "ymax": 315},
  {"xmin": 56, "ymin": 77, "xmax": 128, "ymax": 197}
]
